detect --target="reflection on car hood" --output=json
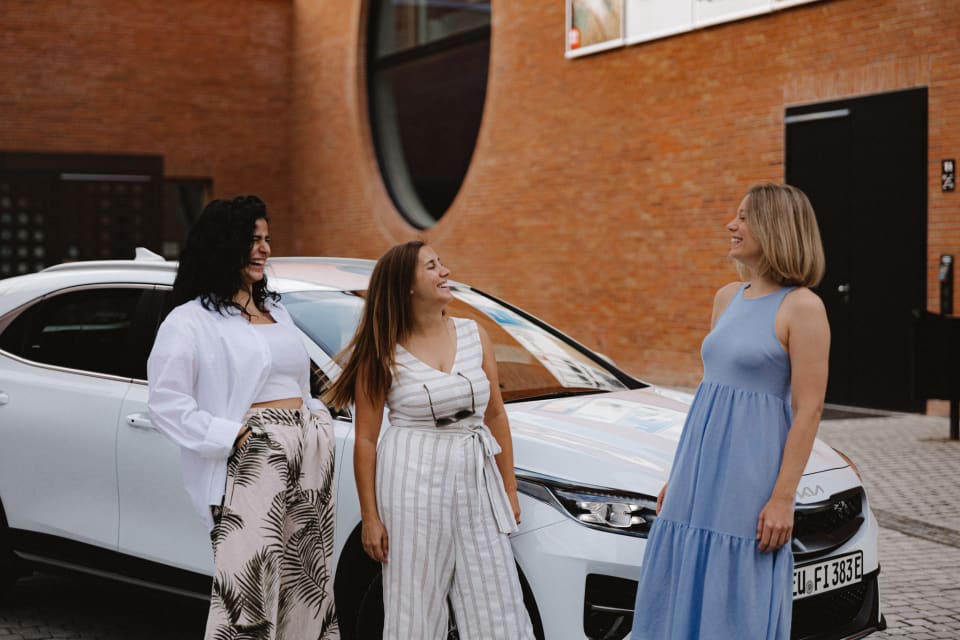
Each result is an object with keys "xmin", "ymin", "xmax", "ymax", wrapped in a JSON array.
[{"xmin": 506, "ymin": 387, "xmax": 849, "ymax": 498}]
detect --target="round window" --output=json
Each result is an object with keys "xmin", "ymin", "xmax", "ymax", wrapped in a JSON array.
[{"xmin": 367, "ymin": 1, "xmax": 491, "ymax": 229}]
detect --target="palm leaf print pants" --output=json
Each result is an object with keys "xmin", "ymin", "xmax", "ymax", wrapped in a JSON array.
[{"xmin": 205, "ymin": 407, "xmax": 339, "ymax": 640}]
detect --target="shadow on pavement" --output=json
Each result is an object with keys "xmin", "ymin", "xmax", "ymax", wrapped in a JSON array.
[{"xmin": 0, "ymin": 570, "xmax": 208, "ymax": 639}]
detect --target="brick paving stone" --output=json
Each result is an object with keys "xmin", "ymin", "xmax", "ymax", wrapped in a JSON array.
[
  {"xmin": 818, "ymin": 414, "xmax": 960, "ymax": 532},
  {"xmin": 818, "ymin": 414, "xmax": 960, "ymax": 640}
]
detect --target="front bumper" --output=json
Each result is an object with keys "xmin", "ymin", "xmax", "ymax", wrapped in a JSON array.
[
  {"xmin": 792, "ymin": 568, "xmax": 886, "ymax": 640},
  {"xmin": 512, "ymin": 498, "xmax": 644, "ymax": 640},
  {"xmin": 512, "ymin": 494, "xmax": 884, "ymax": 640},
  {"xmin": 790, "ymin": 494, "xmax": 886, "ymax": 640}
]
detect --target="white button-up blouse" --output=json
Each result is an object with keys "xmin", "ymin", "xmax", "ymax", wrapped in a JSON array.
[{"xmin": 146, "ymin": 297, "xmax": 323, "ymax": 529}]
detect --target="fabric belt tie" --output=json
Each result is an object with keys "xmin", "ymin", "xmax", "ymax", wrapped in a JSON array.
[
  {"xmin": 462, "ymin": 421, "xmax": 518, "ymax": 535},
  {"xmin": 391, "ymin": 420, "xmax": 518, "ymax": 535}
]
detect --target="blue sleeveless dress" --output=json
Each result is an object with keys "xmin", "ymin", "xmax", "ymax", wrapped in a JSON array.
[{"xmin": 631, "ymin": 285, "xmax": 795, "ymax": 639}]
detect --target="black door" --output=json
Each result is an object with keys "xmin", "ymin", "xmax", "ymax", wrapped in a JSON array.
[{"xmin": 786, "ymin": 88, "xmax": 927, "ymax": 413}]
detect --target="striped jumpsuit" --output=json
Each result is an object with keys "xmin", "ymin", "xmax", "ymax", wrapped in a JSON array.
[{"xmin": 376, "ymin": 317, "xmax": 535, "ymax": 640}]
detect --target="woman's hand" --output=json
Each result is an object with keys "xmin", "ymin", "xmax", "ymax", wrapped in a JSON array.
[
  {"xmin": 508, "ymin": 488, "xmax": 522, "ymax": 524},
  {"xmin": 656, "ymin": 483, "xmax": 668, "ymax": 514},
  {"xmin": 232, "ymin": 426, "xmax": 252, "ymax": 453},
  {"xmin": 757, "ymin": 496, "xmax": 794, "ymax": 552},
  {"xmin": 362, "ymin": 517, "xmax": 389, "ymax": 563}
]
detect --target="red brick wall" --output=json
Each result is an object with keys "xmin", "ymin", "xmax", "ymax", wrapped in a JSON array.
[
  {"xmin": 4, "ymin": 1, "xmax": 957, "ymax": 393},
  {"xmin": 0, "ymin": 0, "xmax": 293, "ymax": 223},
  {"xmin": 291, "ymin": 0, "xmax": 960, "ymax": 390}
]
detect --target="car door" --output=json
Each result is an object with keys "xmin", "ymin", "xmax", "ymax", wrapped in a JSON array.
[
  {"xmin": 278, "ymin": 288, "xmax": 365, "ymax": 563},
  {"xmin": 0, "ymin": 285, "xmax": 149, "ymax": 553},
  {"xmin": 115, "ymin": 286, "xmax": 212, "ymax": 575}
]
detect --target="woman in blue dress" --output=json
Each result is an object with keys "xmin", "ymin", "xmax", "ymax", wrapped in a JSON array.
[{"xmin": 631, "ymin": 183, "xmax": 830, "ymax": 639}]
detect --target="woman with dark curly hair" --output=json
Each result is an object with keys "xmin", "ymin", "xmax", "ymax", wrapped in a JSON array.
[{"xmin": 147, "ymin": 195, "xmax": 339, "ymax": 640}]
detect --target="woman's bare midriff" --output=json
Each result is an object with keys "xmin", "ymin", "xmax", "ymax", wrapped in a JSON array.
[{"xmin": 250, "ymin": 397, "xmax": 303, "ymax": 411}]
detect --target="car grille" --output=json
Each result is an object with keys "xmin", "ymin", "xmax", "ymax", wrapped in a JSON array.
[
  {"xmin": 584, "ymin": 574, "xmax": 636, "ymax": 640},
  {"xmin": 793, "ymin": 487, "xmax": 865, "ymax": 560},
  {"xmin": 623, "ymin": 570, "xmax": 881, "ymax": 640},
  {"xmin": 791, "ymin": 572, "xmax": 880, "ymax": 640}
]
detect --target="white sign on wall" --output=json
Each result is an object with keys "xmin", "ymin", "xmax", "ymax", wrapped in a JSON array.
[
  {"xmin": 567, "ymin": 0, "xmax": 625, "ymax": 58},
  {"xmin": 693, "ymin": 0, "xmax": 770, "ymax": 29},
  {"xmin": 569, "ymin": 0, "xmax": 825, "ymax": 57},
  {"xmin": 771, "ymin": 0, "xmax": 822, "ymax": 9},
  {"xmin": 625, "ymin": 0, "xmax": 693, "ymax": 45}
]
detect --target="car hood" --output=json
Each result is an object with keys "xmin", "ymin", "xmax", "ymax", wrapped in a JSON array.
[{"xmin": 506, "ymin": 387, "xmax": 848, "ymax": 498}]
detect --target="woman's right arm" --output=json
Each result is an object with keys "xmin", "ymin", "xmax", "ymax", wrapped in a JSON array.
[
  {"xmin": 353, "ymin": 372, "xmax": 388, "ymax": 562},
  {"xmin": 658, "ymin": 282, "xmax": 742, "ymax": 510},
  {"xmin": 147, "ymin": 318, "xmax": 244, "ymax": 458}
]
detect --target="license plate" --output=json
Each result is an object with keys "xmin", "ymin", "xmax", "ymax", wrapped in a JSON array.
[{"xmin": 793, "ymin": 550, "xmax": 863, "ymax": 600}]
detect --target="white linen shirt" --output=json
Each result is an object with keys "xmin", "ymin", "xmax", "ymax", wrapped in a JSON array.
[{"xmin": 147, "ymin": 296, "xmax": 323, "ymax": 529}]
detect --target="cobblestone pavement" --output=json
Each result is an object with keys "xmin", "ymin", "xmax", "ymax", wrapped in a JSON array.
[
  {"xmin": 0, "ymin": 413, "xmax": 957, "ymax": 639},
  {"xmin": 0, "ymin": 572, "xmax": 208, "ymax": 638},
  {"xmin": 817, "ymin": 413, "xmax": 960, "ymax": 639}
]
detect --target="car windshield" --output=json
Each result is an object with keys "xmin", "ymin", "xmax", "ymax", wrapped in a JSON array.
[{"xmin": 282, "ymin": 288, "xmax": 632, "ymax": 402}]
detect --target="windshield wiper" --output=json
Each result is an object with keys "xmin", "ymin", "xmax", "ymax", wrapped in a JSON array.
[{"xmin": 504, "ymin": 389, "xmax": 607, "ymax": 404}]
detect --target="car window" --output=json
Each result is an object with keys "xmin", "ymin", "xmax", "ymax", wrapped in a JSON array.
[
  {"xmin": 449, "ymin": 289, "xmax": 627, "ymax": 400},
  {"xmin": 131, "ymin": 287, "xmax": 171, "ymax": 381},
  {"xmin": 282, "ymin": 288, "xmax": 628, "ymax": 402},
  {"xmin": 282, "ymin": 290, "xmax": 365, "ymax": 357},
  {"xmin": 0, "ymin": 287, "xmax": 148, "ymax": 378}
]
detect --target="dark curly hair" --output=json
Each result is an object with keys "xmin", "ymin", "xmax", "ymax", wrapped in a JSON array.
[{"xmin": 171, "ymin": 195, "xmax": 280, "ymax": 317}]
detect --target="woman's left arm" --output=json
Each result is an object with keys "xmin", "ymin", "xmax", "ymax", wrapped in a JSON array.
[
  {"xmin": 478, "ymin": 324, "xmax": 522, "ymax": 524},
  {"xmin": 757, "ymin": 289, "xmax": 831, "ymax": 552}
]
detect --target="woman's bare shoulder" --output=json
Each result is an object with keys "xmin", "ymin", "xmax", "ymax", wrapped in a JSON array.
[
  {"xmin": 713, "ymin": 281, "xmax": 743, "ymax": 307},
  {"xmin": 783, "ymin": 287, "xmax": 826, "ymax": 312},
  {"xmin": 781, "ymin": 287, "xmax": 828, "ymax": 331},
  {"xmin": 710, "ymin": 282, "xmax": 744, "ymax": 326}
]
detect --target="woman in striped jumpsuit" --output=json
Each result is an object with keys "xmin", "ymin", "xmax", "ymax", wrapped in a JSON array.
[{"xmin": 326, "ymin": 240, "xmax": 535, "ymax": 640}]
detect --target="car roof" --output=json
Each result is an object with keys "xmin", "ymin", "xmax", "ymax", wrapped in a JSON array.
[
  {"xmin": 266, "ymin": 257, "xmax": 374, "ymax": 291},
  {"xmin": 0, "ymin": 253, "xmax": 471, "ymax": 313},
  {"xmin": 26, "ymin": 253, "xmax": 377, "ymax": 288},
  {"xmin": 0, "ymin": 253, "xmax": 378, "ymax": 306},
  {"xmin": 266, "ymin": 257, "xmax": 465, "ymax": 292}
]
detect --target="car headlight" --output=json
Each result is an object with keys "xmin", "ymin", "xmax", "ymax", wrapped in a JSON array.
[{"xmin": 516, "ymin": 471, "xmax": 658, "ymax": 537}]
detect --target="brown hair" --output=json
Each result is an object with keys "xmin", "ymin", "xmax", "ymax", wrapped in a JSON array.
[
  {"xmin": 736, "ymin": 183, "xmax": 826, "ymax": 287},
  {"xmin": 324, "ymin": 240, "xmax": 425, "ymax": 410}
]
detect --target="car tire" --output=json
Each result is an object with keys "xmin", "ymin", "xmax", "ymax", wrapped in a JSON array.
[
  {"xmin": 354, "ymin": 570, "xmax": 461, "ymax": 640},
  {"xmin": 353, "ymin": 570, "xmax": 384, "ymax": 639},
  {"xmin": 335, "ymin": 526, "xmax": 541, "ymax": 640}
]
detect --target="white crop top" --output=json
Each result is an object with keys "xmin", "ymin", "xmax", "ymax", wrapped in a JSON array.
[{"xmin": 252, "ymin": 321, "xmax": 310, "ymax": 403}]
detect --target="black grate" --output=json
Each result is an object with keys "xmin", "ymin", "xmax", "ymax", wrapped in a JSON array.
[
  {"xmin": 0, "ymin": 176, "xmax": 51, "ymax": 278},
  {"xmin": 0, "ymin": 152, "xmax": 162, "ymax": 280},
  {"xmin": 792, "ymin": 580, "xmax": 868, "ymax": 638},
  {"xmin": 793, "ymin": 488, "xmax": 864, "ymax": 559},
  {"xmin": 584, "ymin": 574, "xmax": 636, "ymax": 640}
]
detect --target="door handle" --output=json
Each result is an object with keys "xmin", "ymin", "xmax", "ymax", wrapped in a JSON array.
[
  {"xmin": 837, "ymin": 283, "xmax": 851, "ymax": 304},
  {"xmin": 126, "ymin": 412, "xmax": 156, "ymax": 430},
  {"xmin": 0, "ymin": 392, "xmax": 9, "ymax": 405}
]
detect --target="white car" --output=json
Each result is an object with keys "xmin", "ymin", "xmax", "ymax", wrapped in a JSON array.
[{"xmin": 0, "ymin": 253, "xmax": 885, "ymax": 640}]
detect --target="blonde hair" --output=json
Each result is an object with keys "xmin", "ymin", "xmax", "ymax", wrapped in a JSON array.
[{"xmin": 735, "ymin": 183, "xmax": 825, "ymax": 287}]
